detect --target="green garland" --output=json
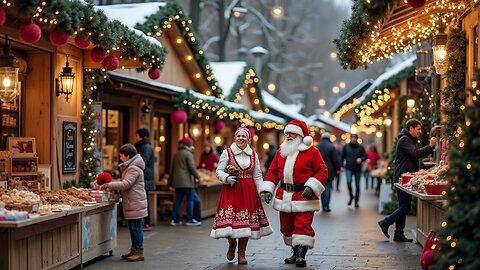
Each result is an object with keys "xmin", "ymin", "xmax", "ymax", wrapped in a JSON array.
[
  {"xmin": 227, "ymin": 64, "xmax": 266, "ymax": 109},
  {"xmin": 136, "ymin": 0, "xmax": 222, "ymax": 97},
  {"xmin": 412, "ymin": 78, "xmax": 433, "ymax": 146},
  {"xmin": 442, "ymin": 27, "xmax": 466, "ymax": 142},
  {"xmin": 334, "ymin": 0, "xmax": 399, "ymax": 69},
  {"xmin": 79, "ymin": 69, "xmax": 107, "ymax": 187},
  {"xmin": 7, "ymin": 0, "xmax": 167, "ymax": 69}
]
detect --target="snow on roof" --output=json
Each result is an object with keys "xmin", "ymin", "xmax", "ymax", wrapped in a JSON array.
[
  {"xmin": 358, "ymin": 56, "xmax": 416, "ymax": 105},
  {"xmin": 330, "ymin": 79, "xmax": 373, "ymax": 113},
  {"xmin": 307, "ymin": 114, "xmax": 351, "ymax": 133},
  {"xmin": 210, "ymin": 62, "xmax": 247, "ymax": 97}
]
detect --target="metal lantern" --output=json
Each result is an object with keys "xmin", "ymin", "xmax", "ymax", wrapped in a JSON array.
[
  {"xmin": 432, "ymin": 27, "xmax": 448, "ymax": 75},
  {"xmin": 0, "ymin": 35, "xmax": 19, "ymax": 103},
  {"xmin": 57, "ymin": 55, "xmax": 75, "ymax": 101}
]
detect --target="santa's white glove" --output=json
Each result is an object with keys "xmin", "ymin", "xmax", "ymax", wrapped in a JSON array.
[{"xmin": 226, "ymin": 176, "xmax": 237, "ymax": 186}]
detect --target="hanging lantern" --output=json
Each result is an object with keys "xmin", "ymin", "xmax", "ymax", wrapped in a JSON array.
[
  {"xmin": 19, "ymin": 22, "xmax": 42, "ymax": 44},
  {"xmin": 148, "ymin": 67, "xmax": 161, "ymax": 80},
  {"xmin": 213, "ymin": 119, "xmax": 225, "ymax": 132},
  {"xmin": 90, "ymin": 46, "xmax": 106, "ymax": 62},
  {"xmin": 56, "ymin": 54, "xmax": 75, "ymax": 101},
  {"xmin": 0, "ymin": 35, "xmax": 19, "ymax": 102},
  {"xmin": 433, "ymin": 26, "xmax": 447, "ymax": 75},
  {"xmin": 406, "ymin": 0, "xmax": 426, "ymax": 9},
  {"xmin": 102, "ymin": 55, "xmax": 119, "ymax": 71},
  {"xmin": 407, "ymin": 99, "xmax": 415, "ymax": 108},
  {"xmin": 74, "ymin": 35, "xmax": 90, "ymax": 49},
  {"xmin": 170, "ymin": 110, "xmax": 187, "ymax": 124},
  {"xmin": 50, "ymin": 29, "xmax": 69, "ymax": 46},
  {"xmin": 0, "ymin": 7, "xmax": 6, "ymax": 25}
]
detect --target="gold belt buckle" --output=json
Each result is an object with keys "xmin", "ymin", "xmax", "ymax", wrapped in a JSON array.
[{"xmin": 285, "ymin": 183, "xmax": 293, "ymax": 192}]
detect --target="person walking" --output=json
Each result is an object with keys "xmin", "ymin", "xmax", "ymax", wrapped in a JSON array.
[
  {"xmin": 364, "ymin": 143, "xmax": 380, "ymax": 190},
  {"xmin": 260, "ymin": 120, "xmax": 328, "ymax": 267},
  {"xmin": 169, "ymin": 137, "xmax": 202, "ymax": 226},
  {"xmin": 334, "ymin": 142, "xmax": 343, "ymax": 191},
  {"xmin": 134, "ymin": 128, "xmax": 155, "ymax": 231},
  {"xmin": 101, "ymin": 144, "xmax": 147, "ymax": 261},
  {"xmin": 210, "ymin": 127, "xmax": 272, "ymax": 265},
  {"xmin": 198, "ymin": 141, "xmax": 219, "ymax": 171},
  {"xmin": 315, "ymin": 132, "xmax": 341, "ymax": 212},
  {"xmin": 378, "ymin": 119, "xmax": 437, "ymax": 242},
  {"xmin": 341, "ymin": 133, "xmax": 366, "ymax": 208},
  {"xmin": 264, "ymin": 144, "xmax": 277, "ymax": 171}
]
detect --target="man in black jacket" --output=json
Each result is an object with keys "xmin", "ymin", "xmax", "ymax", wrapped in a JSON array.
[
  {"xmin": 316, "ymin": 133, "xmax": 341, "ymax": 212},
  {"xmin": 378, "ymin": 119, "xmax": 437, "ymax": 242},
  {"xmin": 341, "ymin": 133, "xmax": 366, "ymax": 208},
  {"xmin": 134, "ymin": 128, "xmax": 155, "ymax": 231}
]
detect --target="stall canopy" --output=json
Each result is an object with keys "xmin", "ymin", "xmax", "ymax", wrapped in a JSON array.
[{"xmin": 331, "ymin": 79, "xmax": 374, "ymax": 122}]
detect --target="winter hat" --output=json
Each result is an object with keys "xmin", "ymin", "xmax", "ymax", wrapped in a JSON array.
[
  {"xmin": 96, "ymin": 172, "xmax": 112, "ymax": 185},
  {"xmin": 181, "ymin": 137, "xmax": 194, "ymax": 147},
  {"xmin": 136, "ymin": 128, "xmax": 150, "ymax": 138},
  {"xmin": 322, "ymin": 132, "xmax": 331, "ymax": 139},
  {"xmin": 284, "ymin": 120, "xmax": 313, "ymax": 145},
  {"xmin": 235, "ymin": 127, "xmax": 251, "ymax": 140}
]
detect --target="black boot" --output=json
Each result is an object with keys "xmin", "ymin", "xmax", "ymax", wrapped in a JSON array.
[
  {"xmin": 284, "ymin": 246, "xmax": 297, "ymax": 264},
  {"xmin": 295, "ymin": 245, "xmax": 308, "ymax": 267}
]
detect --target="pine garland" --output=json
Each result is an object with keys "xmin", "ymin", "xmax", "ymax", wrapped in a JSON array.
[
  {"xmin": 442, "ymin": 27, "xmax": 466, "ymax": 142},
  {"xmin": 227, "ymin": 64, "xmax": 266, "ymax": 109},
  {"xmin": 79, "ymin": 69, "xmax": 107, "ymax": 187}
]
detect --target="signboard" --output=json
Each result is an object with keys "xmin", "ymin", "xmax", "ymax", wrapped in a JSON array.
[{"xmin": 63, "ymin": 121, "xmax": 77, "ymax": 173}]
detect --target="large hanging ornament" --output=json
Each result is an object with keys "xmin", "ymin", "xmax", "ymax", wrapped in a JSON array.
[
  {"xmin": 90, "ymin": 46, "xmax": 106, "ymax": 62},
  {"xmin": 0, "ymin": 7, "xmax": 6, "ymax": 25},
  {"xmin": 102, "ymin": 55, "xmax": 119, "ymax": 71},
  {"xmin": 50, "ymin": 29, "xmax": 69, "ymax": 46},
  {"xmin": 19, "ymin": 22, "xmax": 42, "ymax": 44},
  {"xmin": 74, "ymin": 35, "xmax": 90, "ymax": 49},
  {"xmin": 148, "ymin": 67, "xmax": 161, "ymax": 80},
  {"xmin": 407, "ymin": 0, "xmax": 426, "ymax": 8},
  {"xmin": 170, "ymin": 110, "xmax": 188, "ymax": 124},
  {"xmin": 420, "ymin": 249, "xmax": 437, "ymax": 270},
  {"xmin": 213, "ymin": 119, "xmax": 225, "ymax": 132}
]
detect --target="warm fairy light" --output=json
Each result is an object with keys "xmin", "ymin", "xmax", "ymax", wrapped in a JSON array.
[
  {"xmin": 267, "ymin": 83, "xmax": 276, "ymax": 92},
  {"xmin": 339, "ymin": 82, "xmax": 346, "ymax": 88},
  {"xmin": 451, "ymin": 241, "xmax": 457, "ymax": 248},
  {"xmin": 330, "ymin": 52, "xmax": 338, "ymax": 60},
  {"xmin": 442, "ymin": 221, "xmax": 447, "ymax": 227},
  {"xmin": 332, "ymin": 86, "xmax": 340, "ymax": 94},
  {"xmin": 318, "ymin": 99, "xmax": 326, "ymax": 107},
  {"xmin": 466, "ymin": 163, "xmax": 472, "ymax": 169}
]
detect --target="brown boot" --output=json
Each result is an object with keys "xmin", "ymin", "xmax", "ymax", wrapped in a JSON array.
[
  {"xmin": 121, "ymin": 248, "xmax": 134, "ymax": 259},
  {"xmin": 227, "ymin": 237, "xmax": 237, "ymax": 261},
  {"xmin": 237, "ymin": 238, "xmax": 249, "ymax": 264},
  {"xmin": 126, "ymin": 249, "xmax": 144, "ymax": 261}
]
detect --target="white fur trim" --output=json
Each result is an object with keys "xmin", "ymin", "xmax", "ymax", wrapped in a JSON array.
[
  {"xmin": 285, "ymin": 124, "xmax": 304, "ymax": 137},
  {"xmin": 305, "ymin": 177, "xmax": 325, "ymax": 197},
  {"xmin": 292, "ymin": 234, "xmax": 315, "ymax": 248},
  {"xmin": 298, "ymin": 143, "xmax": 310, "ymax": 151},
  {"xmin": 259, "ymin": 181, "xmax": 276, "ymax": 194},
  {"xmin": 283, "ymin": 151, "xmax": 299, "ymax": 184},
  {"xmin": 230, "ymin": 143, "xmax": 253, "ymax": 156},
  {"xmin": 303, "ymin": 136, "xmax": 313, "ymax": 146},
  {"xmin": 273, "ymin": 198, "xmax": 321, "ymax": 213},
  {"xmin": 210, "ymin": 226, "xmax": 273, "ymax": 240},
  {"xmin": 283, "ymin": 236, "xmax": 292, "ymax": 246}
]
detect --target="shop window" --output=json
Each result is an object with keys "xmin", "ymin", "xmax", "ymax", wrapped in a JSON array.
[
  {"xmin": 0, "ymin": 86, "xmax": 21, "ymax": 150},
  {"xmin": 102, "ymin": 108, "xmax": 124, "ymax": 172}
]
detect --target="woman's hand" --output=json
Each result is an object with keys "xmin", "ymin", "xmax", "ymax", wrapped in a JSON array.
[{"xmin": 226, "ymin": 176, "xmax": 237, "ymax": 186}]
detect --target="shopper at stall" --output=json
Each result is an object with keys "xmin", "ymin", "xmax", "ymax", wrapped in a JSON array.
[
  {"xmin": 378, "ymin": 119, "xmax": 437, "ymax": 242},
  {"xmin": 169, "ymin": 137, "xmax": 202, "ymax": 226},
  {"xmin": 260, "ymin": 120, "xmax": 328, "ymax": 267},
  {"xmin": 210, "ymin": 127, "xmax": 272, "ymax": 265},
  {"xmin": 198, "ymin": 141, "xmax": 219, "ymax": 171},
  {"xmin": 341, "ymin": 133, "xmax": 366, "ymax": 208},
  {"xmin": 101, "ymin": 143, "xmax": 147, "ymax": 261},
  {"xmin": 134, "ymin": 128, "xmax": 155, "ymax": 231},
  {"xmin": 315, "ymin": 132, "xmax": 341, "ymax": 212}
]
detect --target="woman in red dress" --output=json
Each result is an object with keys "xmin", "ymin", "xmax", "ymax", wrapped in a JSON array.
[{"xmin": 210, "ymin": 127, "xmax": 272, "ymax": 264}]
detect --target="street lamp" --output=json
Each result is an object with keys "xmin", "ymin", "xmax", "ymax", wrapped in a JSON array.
[{"xmin": 250, "ymin": 46, "xmax": 268, "ymax": 77}]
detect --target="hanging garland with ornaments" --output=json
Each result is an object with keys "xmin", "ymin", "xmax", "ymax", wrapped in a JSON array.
[
  {"xmin": 1, "ymin": 0, "xmax": 167, "ymax": 70},
  {"xmin": 227, "ymin": 64, "xmax": 267, "ymax": 111}
]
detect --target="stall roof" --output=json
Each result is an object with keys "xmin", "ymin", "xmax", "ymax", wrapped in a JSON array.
[
  {"xmin": 210, "ymin": 62, "xmax": 247, "ymax": 98},
  {"xmin": 307, "ymin": 114, "xmax": 350, "ymax": 133},
  {"xmin": 330, "ymin": 79, "xmax": 374, "ymax": 113}
]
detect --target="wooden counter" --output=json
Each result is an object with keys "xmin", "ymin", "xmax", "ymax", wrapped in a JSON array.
[
  {"xmin": 196, "ymin": 181, "xmax": 222, "ymax": 218},
  {"xmin": 394, "ymin": 183, "xmax": 446, "ymax": 246},
  {"xmin": 0, "ymin": 202, "xmax": 116, "ymax": 270}
]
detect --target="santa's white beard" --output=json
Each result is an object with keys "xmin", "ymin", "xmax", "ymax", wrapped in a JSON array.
[{"xmin": 280, "ymin": 136, "xmax": 302, "ymax": 157}]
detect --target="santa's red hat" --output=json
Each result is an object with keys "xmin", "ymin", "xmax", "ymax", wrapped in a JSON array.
[
  {"xmin": 284, "ymin": 120, "xmax": 313, "ymax": 145},
  {"xmin": 96, "ymin": 172, "xmax": 112, "ymax": 185}
]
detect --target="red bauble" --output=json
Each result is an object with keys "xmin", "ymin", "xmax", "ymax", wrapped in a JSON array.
[
  {"xmin": 50, "ymin": 29, "xmax": 69, "ymax": 46},
  {"xmin": 407, "ymin": 0, "xmax": 426, "ymax": 8},
  {"xmin": 90, "ymin": 46, "xmax": 106, "ymax": 62},
  {"xmin": 213, "ymin": 119, "xmax": 225, "ymax": 132},
  {"xmin": 19, "ymin": 22, "xmax": 42, "ymax": 44},
  {"xmin": 170, "ymin": 110, "xmax": 188, "ymax": 124},
  {"xmin": 96, "ymin": 172, "xmax": 112, "ymax": 185},
  {"xmin": 420, "ymin": 249, "xmax": 436, "ymax": 270},
  {"xmin": 148, "ymin": 67, "xmax": 161, "ymax": 80},
  {"xmin": 102, "ymin": 55, "xmax": 119, "ymax": 71},
  {"xmin": 74, "ymin": 35, "xmax": 90, "ymax": 49},
  {"xmin": 0, "ymin": 7, "xmax": 6, "ymax": 25}
]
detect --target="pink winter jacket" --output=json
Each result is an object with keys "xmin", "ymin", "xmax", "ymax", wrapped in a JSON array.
[{"xmin": 106, "ymin": 154, "xmax": 148, "ymax": 220}]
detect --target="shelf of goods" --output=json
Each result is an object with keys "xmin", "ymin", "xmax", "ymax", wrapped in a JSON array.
[
  {"xmin": 0, "ymin": 198, "xmax": 117, "ymax": 270},
  {"xmin": 7, "ymin": 155, "xmax": 41, "ymax": 191}
]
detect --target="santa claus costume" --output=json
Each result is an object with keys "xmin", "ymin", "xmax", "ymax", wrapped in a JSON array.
[
  {"xmin": 211, "ymin": 127, "xmax": 272, "ymax": 264},
  {"xmin": 260, "ymin": 120, "xmax": 328, "ymax": 267}
]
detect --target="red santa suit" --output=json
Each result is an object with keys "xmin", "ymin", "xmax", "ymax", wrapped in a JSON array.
[{"xmin": 260, "ymin": 121, "xmax": 328, "ymax": 249}]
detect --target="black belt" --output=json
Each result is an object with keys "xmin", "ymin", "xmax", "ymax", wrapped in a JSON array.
[{"xmin": 280, "ymin": 182, "xmax": 306, "ymax": 192}]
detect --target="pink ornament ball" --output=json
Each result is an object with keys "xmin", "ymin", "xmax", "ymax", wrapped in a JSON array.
[
  {"xmin": 213, "ymin": 120, "xmax": 225, "ymax": 132},
  {"xmin": 148, "ymin": 67, "xmax": 161, "ymax": 80},
  {"xmin": 407, "ymin": 0, "xmax": 426, "ymax": 8},
  {"xmin": 170, "ymin": 110, "xmax": 188, "ymax": 124},
  {"xmin": 90, "ymin": 46, "xmax": 106, "ymax": 63},
  {"xmin": 50, "ymin": 29, "xmax": 69, "ymax": 46},
  {"xmin": 19, "ymin": 22, "xmax": 42, "ymax": 44},
  {"xmin": 420, "ymin": 249, "xmax": 436, "ymax": 270},
  {"xmin": 102, "ymin": 55, "xmax": 119, "ymax": 71},
  {"xmin": 74, "ymin": 35, "xmax": 90, "ymax": 49},
  {"xmin": 0, "ymin": 7, "xmax": 6, "ymax": 25}
]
